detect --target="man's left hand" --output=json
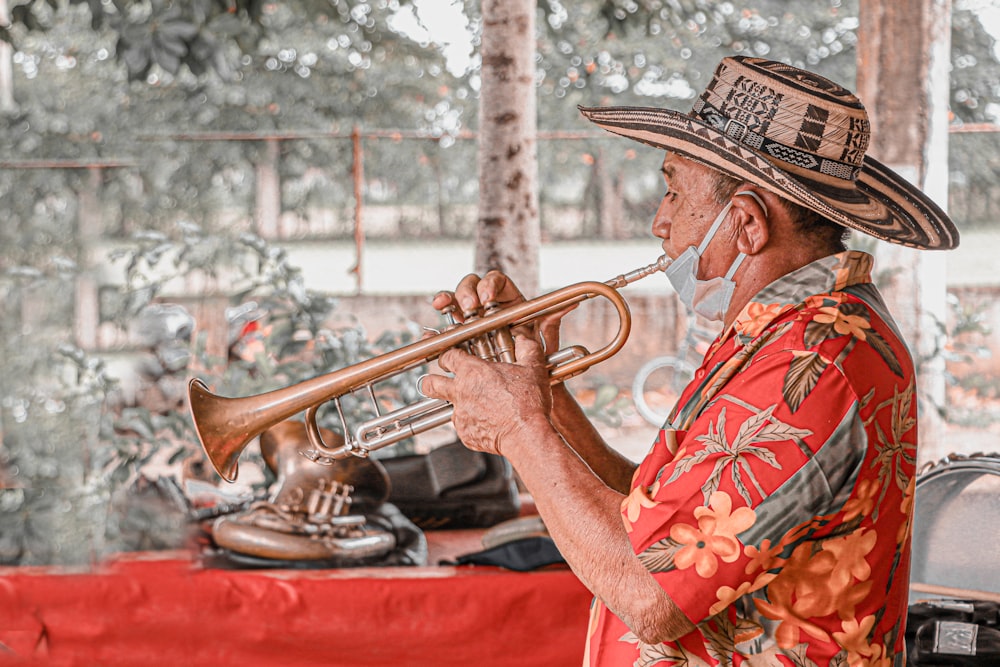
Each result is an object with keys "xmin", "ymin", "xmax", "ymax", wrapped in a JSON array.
[{"xmin": 420, "ymin": 333, "xmax": 553, "ymax": 457}]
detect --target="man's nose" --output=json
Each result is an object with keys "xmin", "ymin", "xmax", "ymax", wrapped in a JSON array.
[{"xmin": 651, "ymin": 197, "xmax": 672, "ymax": 239}]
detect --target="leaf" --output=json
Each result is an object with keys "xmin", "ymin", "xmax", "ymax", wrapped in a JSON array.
[
  {"xmin": 733, "ymin": 403, "xmax": 777, "ymax": 446},
  {"xmin": 700, "ymin": 456, "xmax": 730, "ymax": 502},
  {"xmin": 783, "ymin": 351, "xmax": 828, "ymax": 412},
  {"xmin": 665, "ymin": 447, "xmax": 714, "ymax": 483},
  {"xmin": 803, "ymin": 319, "xmax": 835, "ymax": 348},
  {"xmin": 748, "ymin": 422, "xmax": 810, "ymax": 448},
  {"xmin": 859, "ymin": 386, "xmax": 876, "ymax": 412},
  {"xmin": 637, "ymin": 538, "xmax": 680, "ymax": 572},
  {"xmin": 864, "ymin": 328, "xmax": 904, "ymax": 377}
]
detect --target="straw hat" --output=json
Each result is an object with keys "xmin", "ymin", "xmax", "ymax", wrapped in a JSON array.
[{"xmin": 579, "ymin": 56, "xmax": 959, "ymax": 250}]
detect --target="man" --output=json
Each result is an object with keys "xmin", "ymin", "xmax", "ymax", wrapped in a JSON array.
[{"xmin": 421, "ymin": 57, "xmax": 959, "ymax": 665}]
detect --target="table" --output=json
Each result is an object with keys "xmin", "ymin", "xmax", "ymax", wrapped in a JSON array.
[{"xmin": 0, "ymin": 530, "xmax": 593, "ymax": 667}]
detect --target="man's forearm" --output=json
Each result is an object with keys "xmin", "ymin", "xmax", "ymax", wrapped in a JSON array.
[
  {"xmin": 549, "ymin": 385, "xmax": 638, "ymax": 493},
  {"xmin": 504, "ymin": 414, "xmax": 695, "ymax": 644}
]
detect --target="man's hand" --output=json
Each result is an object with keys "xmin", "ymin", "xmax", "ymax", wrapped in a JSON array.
[
  {"xmin": 430, "ymin": 270, "xmax": 572, "ymax": 354},
  {"xmin": 419, "ymin": 333, "xmax": 553, "ymax": 457}
]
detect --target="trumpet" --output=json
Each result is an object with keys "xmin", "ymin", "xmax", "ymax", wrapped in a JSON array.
[{"xmin": 189, "ymin": 256, "xmax": 670, "ymax": 483}]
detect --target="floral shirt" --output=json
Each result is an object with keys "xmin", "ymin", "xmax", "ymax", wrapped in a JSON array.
[{"xmin": 585, "ymin": 251, "xmax": 917, "ymax": 666}]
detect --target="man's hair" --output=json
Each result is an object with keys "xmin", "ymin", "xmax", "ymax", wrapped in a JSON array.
[{"xmin": 710, "ymin": 171, "xmax": 849, "ymax": 252}]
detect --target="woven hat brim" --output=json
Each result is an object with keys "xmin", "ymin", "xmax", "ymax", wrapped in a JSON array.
[{"xmin": 579, "ymin": 105, "xmax": 959, "ymax": 251}]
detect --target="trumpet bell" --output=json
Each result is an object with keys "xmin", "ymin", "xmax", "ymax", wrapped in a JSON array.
[{"xmin": 188, "ymin": 377, "xmax": 261, "ymax": 483}]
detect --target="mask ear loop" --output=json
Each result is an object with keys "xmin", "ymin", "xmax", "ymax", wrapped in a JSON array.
[
  {"xmin": 718, "ymin": 190, "xmax": 769, "ymax": 279},
  {"xmin": 695, "ymin": 201, "xmax": 735, "ymax": 255},
  {"xmin": 735, "ymin": 189, "xmax": 768, "ymax": 217},
  {"xmin": 694, "ymin": 189, "xmax": 769, "ymax": 257}
]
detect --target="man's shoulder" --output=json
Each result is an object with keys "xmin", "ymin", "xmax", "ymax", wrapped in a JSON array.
[
  {"xmin": 784, "ymin": 286, "xmax": 914, "ymax": 383},
  {"xmin": 740, "ymin": 285, "xmax": 914, "ymax": 381}
]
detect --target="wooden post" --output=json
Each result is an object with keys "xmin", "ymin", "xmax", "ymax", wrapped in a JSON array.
[
  {"xmin": 74, "ymin": 166, "xmax": 104, "ymax": 350},
  {"xmin": 350, "ymin": 125, "xmax": 364, "ymax": 295},
  {"xmin": 254, "ymin": 138, "xmax": 281, "ymax": 238},
  {"xmin": 0, "ymin": 0, "xmax": 15, "ymax": 112},
  {"xmin": 857, "ymin": 0, "xmax": 953, "ymax": 465}
]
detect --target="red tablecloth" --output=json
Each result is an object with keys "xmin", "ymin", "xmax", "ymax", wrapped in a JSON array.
[{"xmin": 0, "ymin": 532, "xmax": 593, "ymax": 667}]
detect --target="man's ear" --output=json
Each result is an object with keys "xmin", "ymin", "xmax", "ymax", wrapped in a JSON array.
[{"xmin": 731, "ymin": 188, "xmax": 771, "ymax": 255}]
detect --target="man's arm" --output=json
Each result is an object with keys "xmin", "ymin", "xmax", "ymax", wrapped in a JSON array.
[
  {"xmin": 503, "ymin": 411, "xmax": 695, "ymax": 644},
  {"xmin": 421, "ymin": 335, "xmax": 695, "ymax": 644},
  {"xmin": 548, "ymin": 384, "xmax": 639, "ymax": 494}
]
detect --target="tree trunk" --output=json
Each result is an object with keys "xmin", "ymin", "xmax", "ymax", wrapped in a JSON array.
[
  {"xmin": 857, "ymin": 0, "xmax": 952, "ymax": 465},
  {"xmin": 476, "ymin": 0, "xmax": 540, "ymax": 296}
]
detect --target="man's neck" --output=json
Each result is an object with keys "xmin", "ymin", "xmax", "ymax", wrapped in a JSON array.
[{"xmin": 722, "ymin": 245, "xmax": 841, "ymax": 330}]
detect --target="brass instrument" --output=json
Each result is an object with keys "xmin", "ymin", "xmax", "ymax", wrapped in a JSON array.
[
  {"xmin": 211, "ymin": 420, "xmax": 398, "ymax": 563},
  {"xmin": 189, "ymin": 256, "xmax": 671, "ymax": 483}
]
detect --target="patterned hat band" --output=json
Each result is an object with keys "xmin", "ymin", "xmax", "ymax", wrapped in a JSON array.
[{"xmin": 692, "ymin": 96, "xmax": 863, "ymax": 185}]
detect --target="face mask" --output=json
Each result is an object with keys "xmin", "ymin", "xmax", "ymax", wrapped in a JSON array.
[{"xmin": 664, "ymin": 190, "xmax": 768, "ymax": 321}]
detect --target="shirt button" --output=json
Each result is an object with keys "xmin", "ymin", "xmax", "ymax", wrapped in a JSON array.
[{"xmin": 695, "ymin": 369, "xmax": 706, "ymax": 379}]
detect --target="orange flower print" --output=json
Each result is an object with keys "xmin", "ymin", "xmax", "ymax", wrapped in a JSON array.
[
  {"xmin": 802, "ymin": 293, "xmax": 846, "ymax": 312},
  {"xmin": 858, "ymin": 643, "xmax": 893, "ymax": 667},
  {"xmin": 832, "ymin": 615, "xmax": 876, "ymax": 665},
  {"xmin": 814, "ymin": 306, "xmax": 871, "ymax": 340},
  {"xmin": 710, "ymin": 581, "xmax": 754, "ymax": 616},
  {"xmin": 820, "ymin": 529, "xmax": 877, "ymax": 590},
  {"xmin": 755, "ymin": 571, "xmax": 833, "ymax": 647},
  {"xmin": 621, "ymin": 481, "xmax": 660, "ymax": 533},
  {"xmin": 756, "ymin": 533, "xmax": 877, "ymax": 649},
  {"xmin": 694, "ymin": 491, "xmax": 756, "ymax": 540},
  {"xmin": 671, "ymin": 522, "xmax": 732, "ymax": 577},
  {"xmin": 744, "ymin": 538, "xmax": 783, "ymax": 575},
  {"xmin": 709, "ymin": 571, "xmax": 776, "ymax": 615},
  {"xmin": 842, "ymin": 478, "xmax": 879, "ymax": 521},
  {"xmin": 735, "ymin": 302, "xmax": 785, "ymax": 338},
  {"xmin": 669, "ymin": 491, "xmax": 756, "ymax": 578}
]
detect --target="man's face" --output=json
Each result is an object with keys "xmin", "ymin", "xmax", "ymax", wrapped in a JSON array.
[{"xmin": 652, "ymin": 152, "xmax": 740, "ymax": 280}]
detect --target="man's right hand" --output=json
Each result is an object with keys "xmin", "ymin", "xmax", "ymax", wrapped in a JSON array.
[{"xmin": 431, "ymin": 270, "xmax": 573, "ymax": 355}]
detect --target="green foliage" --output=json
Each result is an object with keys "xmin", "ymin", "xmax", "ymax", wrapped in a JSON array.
[
  {"xmin": 0, "ymin": 223, "xmax": 427, "ymax": 565},
  {"xmin": 110, "ymin": 222, "xmax": 427, "ymax": 429},
  {"xmin": 533, "ymin": 0, "xmax": 861, "ymax": 128},
  {"xmin": 4, "ymin": 0, "xmax": 264, "ymax": 81}
]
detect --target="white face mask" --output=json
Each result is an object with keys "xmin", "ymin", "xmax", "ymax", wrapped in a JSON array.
[{"xmin": 664, "ymin": 190, "xmax": 768, "ymax": 322}]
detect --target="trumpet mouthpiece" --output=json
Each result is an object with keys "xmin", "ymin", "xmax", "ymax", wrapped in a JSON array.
[{"xmin": 604, "ymin": 255, "xmax": 672, "ymax": 289}]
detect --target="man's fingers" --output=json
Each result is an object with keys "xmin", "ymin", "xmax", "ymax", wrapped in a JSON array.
[
  {"xmin": 514, "ymin": 333, "xmax": 546, "ymax": 366},
  {"xmin": 478, "ymin": 270, "xmax": 525, "ymax": 307},
  {"xmin": 436, "ymin": 347, "xmax": 476, "ymax": 374},
  {"xmin": 418, "ymin": 373, "xmax": 452, "ymax": 401},
  {"xmin": 431, "ymin": 290, "xmax": 455, "ymax": 311},
  {"xmin": 454, "ymin": 274, "xmax": 485, "ymax": 315}
]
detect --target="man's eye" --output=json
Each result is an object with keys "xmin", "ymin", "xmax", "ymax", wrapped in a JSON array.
[{"xmin": 664, "ymin": 189, "xmax": 678, "ymax": 201}]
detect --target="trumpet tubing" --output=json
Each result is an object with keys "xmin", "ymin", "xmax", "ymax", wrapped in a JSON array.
[{"xmin": 189, "ymin": 256, "xmax": 670, "ymax": 483}]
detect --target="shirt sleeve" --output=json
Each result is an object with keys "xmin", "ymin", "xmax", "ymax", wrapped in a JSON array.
[{"xmin": 621, "ymin": 346, "xmax": 867, "ymax": 625}]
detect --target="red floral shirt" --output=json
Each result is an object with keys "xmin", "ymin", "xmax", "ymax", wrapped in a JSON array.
[{"xmin": 586, "ymin": 251, "xmax": 917, "ymax": 666}]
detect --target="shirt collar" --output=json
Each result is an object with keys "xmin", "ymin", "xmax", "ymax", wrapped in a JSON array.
[{"xmin": 726, "ymin": 250, "xmax": 874, "ymax": 341}]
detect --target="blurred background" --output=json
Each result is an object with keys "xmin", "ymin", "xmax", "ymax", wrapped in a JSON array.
[{"xmin": 1, "ymin": 0, "xmax": 999, "ymax": 566}]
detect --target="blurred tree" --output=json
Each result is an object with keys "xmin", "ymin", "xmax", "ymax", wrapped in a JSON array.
[{"xmin": 475, "ymin": 0, "xmax": 540, "ymax": 294}]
